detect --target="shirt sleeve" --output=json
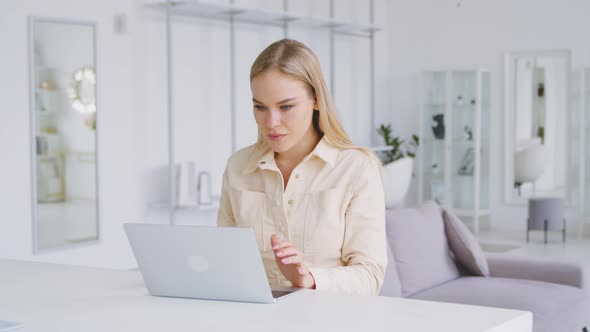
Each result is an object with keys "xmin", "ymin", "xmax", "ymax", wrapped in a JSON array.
[
  {"xmin": 217, "ymin": 168, "xmax": 236, "ymax": 227},
  {"xmin": 308, "ymin": 156, "xmax": 388, "ymax": 295}
]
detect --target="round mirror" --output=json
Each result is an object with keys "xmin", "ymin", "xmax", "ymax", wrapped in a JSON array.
[{"xmin": 68, "ymin": 66, "xmax": 96, "ymax": 114}]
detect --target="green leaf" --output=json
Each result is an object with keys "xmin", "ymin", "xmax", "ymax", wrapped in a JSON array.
[{"xmin": 377, "ymin": 122, "xmax": 420, "ymax": 163}]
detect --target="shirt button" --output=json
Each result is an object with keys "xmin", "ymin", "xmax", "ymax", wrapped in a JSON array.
[
  {"xmin": 294, "ymin": 174, "xmax": 300, "ymax": 179},
  {"xmin": 288, "ymin": 199, "xmax": 294, "ymax": 205},
  {"xmin": 259, "ymin": 161, "xmax": 266, "ymax": 164}
]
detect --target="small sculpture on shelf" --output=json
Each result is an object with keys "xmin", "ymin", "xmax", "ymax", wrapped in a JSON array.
[
  {"xmin": 432, "ymin": 114, "xmax": 445, "ymax": 139},
  {"xmin": 457, "ymin": 147, "xmax": 475, "ymax": 176},
  {"xmin": 456, "ymin": 95, "xmax": 464, "ymax": 105},
  {"xmin": 464, "ymin": 125, "xmax": 473, "ymax": 141}
]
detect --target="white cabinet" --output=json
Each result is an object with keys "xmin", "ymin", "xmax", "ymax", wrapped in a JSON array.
[{"xmin": 418, "ymin": 70, "xmax": 491, "ymax": 234}]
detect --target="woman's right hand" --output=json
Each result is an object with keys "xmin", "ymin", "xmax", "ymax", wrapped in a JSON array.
[{"xmin": 271, "ymin": 234, "xmax": 316, "ymax": 289}]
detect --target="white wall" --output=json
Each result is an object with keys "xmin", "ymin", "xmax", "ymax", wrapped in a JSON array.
[
  {"xmin": 0, "ymin": 0, "xmax": 391, "ymax": 268},
  {"xmin": 5, "ymin": 0, "xmax": 590, "ymax": 270},
  {"xmin": 384, "ymin": 0, "xmax": 590, "ymax": 231},
  {"xmin": 140, "ymin": 0, "xmax": 391, "ymax": 224}
]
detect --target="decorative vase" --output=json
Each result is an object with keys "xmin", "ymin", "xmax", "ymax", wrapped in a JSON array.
[
  {"xmin": 382, "ymin": 157, "xmax": 414, "ymax": 208},
  {"xmin": 432, "ymin": 114, "xmax": 445, "ymax": 139}
]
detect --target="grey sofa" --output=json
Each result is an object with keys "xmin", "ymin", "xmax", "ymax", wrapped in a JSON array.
[{"xmin": 380, "ymin": 201, "xmax": 589, "ymax": 332}]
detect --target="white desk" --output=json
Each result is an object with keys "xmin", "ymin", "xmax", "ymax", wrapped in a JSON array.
[{"xmin": 0, "ymin": 260, "xmax": 531, "ymax": 332}]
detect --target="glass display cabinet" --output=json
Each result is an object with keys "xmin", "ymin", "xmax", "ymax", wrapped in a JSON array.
[
  {"xmin": 581, "ymin": 68, "xmax": 590, "ymax": 236},
  {"xmin": 418, "ymin": 69, "xmax": 491, "ymax": 234}
]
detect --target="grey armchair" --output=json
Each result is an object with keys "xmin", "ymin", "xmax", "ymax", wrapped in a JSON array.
[
  {"xmin": 486, "ymin": 255, "xmax": 587, "ymax": 290},
  {"xmin": 381, "ymin": 202, "xmax": 589, "ymax": 332}
]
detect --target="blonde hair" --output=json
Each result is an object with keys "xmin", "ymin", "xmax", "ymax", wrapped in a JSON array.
[{"xmin": 250, "ymin": 38, "xmax": 381, "ymax": 165}]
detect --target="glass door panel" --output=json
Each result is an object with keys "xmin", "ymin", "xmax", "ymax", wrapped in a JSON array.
[
  {"xmin": 480, "ymin": 72, "xmax": 491, "ymax": 210},
  {"xmin": 422, "ymin": 71, "xmax": 446, "ymax": 205},
  {"xmin": 451, "ymin": 71, "xmax": 477, "ymax": 210},
  {"xmin": 585, "ymin": 69, "xmax": 590, "ymax": 215}
]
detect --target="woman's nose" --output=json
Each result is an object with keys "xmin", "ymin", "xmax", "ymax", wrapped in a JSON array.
[{"xmin": 266, "ymin": 109, "xmax": 281, "ymax": 128}]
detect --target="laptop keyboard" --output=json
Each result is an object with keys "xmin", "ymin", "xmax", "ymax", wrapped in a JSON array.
[{"xmin": 271, "ymin": 290, "xmax": 293, "ymax": 299}]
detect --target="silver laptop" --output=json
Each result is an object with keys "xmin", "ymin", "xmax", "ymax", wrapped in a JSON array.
[{"xmin": 124, "ymin": 223, "xmax": 302, "ymax": 304}]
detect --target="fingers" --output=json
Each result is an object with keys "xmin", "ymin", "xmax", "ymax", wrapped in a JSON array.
[
  {"xmin": 274, "ymin": 246, "xmax": 298, "ymax": 258},
  {"xmin": 274, "ymin": 245, "xmax": 301, "ymax": 265},
  {"xmin": 271, "ymin": 234, "xmax": 303, "ymax": 265},
  {"xmin": 271, "ymin": 235, "xmax": 292, "ymax": 250},
  {"xmin": 269, "ymin": 234, "xmax": 312, "ymax": 287},
  {"xmin": 271, "ymin": 234, "xmax": 281, "ymax": 247},
  {"xmin": 279, "ymin": 255, "xmax": 302, "ymax": 265}
]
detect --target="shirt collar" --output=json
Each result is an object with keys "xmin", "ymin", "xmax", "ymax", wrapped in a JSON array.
[
  {"xmin": 241, "ymin": 136, "xmax": 339, "ymax": 175},
  {"xmin": 242, "ymin": 145, "xmax": 274, "ymax": 175},
  {"xmin": 309, "ymin": 136, "xmax": 339, "ymax": 167}
]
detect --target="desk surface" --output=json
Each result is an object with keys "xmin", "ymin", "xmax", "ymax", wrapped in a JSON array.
[{"xmin": 0, "ymin": 260, "xmax": 531, "ymax": 332}]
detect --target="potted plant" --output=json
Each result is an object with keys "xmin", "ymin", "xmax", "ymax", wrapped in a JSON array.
[{"xmin": 376, "ymin": 124, "xmax": 419, "ymax": 208}]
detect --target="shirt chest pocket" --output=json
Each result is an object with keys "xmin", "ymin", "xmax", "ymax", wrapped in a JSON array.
[
  {"xmin": 304, "ymin": 186, "xmax": 352, "ymax": 253},
  {"xmin": 230, "ymin": 189, "xmax": 271, "ymax": 251}
]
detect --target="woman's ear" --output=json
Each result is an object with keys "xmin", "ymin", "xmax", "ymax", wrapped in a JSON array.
[{"xmin": 313, "ymin": 94, "xmax": 318, "ymax": 109}]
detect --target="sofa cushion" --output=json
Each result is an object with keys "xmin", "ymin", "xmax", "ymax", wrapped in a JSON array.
[
  {"xmin": 443, "ymin": 208, "xmax": 490, "ymax": 276},
  {"xmin": 385, "ymin": 201, "xmax": 460, "ymax": 297},
  {"xmin": 379, "ymin": 240, "xmax": 402, "ymax": 297},
  {"xmin": 410, "ymin": 277, "xmax": 590, "ymax": 332}
]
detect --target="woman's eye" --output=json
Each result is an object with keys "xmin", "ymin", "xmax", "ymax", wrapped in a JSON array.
[
  {"xmin": 254, "ymin": 105, "xmax": 266, "ymax": 110},
  {"xmin": 280, "ymin": 105, "xmax": 293, "ymax": 111}
]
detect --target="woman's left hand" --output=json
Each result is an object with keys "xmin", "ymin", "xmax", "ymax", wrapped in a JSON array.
[{"xmin": 271, "ymin": 234, "xmax": 316, "ymax": 289}]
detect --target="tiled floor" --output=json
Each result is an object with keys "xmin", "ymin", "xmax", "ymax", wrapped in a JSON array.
[{"xmin": 478, "ymin": 229, "xmax": 590, "ymax": 266}]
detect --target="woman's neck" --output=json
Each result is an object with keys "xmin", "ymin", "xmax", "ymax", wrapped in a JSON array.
[{"xmin": 275, "ymin": 129, "xmax": 321, "ymax": 169}]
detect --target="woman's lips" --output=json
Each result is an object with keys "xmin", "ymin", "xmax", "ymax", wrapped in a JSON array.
[{"xmin": 268, "ymin": 134, "xmax": 286, "ymax": 141}]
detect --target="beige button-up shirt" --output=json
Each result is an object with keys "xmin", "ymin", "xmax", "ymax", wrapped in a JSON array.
[{"xmin": 217, "ymin": 137, "xmax": 387, "ymax": 296}]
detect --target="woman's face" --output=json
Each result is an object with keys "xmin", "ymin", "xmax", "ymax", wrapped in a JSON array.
[{"xmin": 251, "ymin": 69, "xmax": 317, "ymax": 154}]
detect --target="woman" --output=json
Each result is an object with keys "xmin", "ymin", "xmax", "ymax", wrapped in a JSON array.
[{"xmin": 217, "ymin": 39, "xmax": 386, "ymax": 296}]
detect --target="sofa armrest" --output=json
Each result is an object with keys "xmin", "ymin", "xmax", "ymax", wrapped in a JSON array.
[{"xmin": 486, "ymin": 254, "xmax": 586, "ymax": 289}]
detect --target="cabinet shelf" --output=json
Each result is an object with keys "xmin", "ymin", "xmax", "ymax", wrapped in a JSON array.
[
  {"xmin": 423, "ymin": 138, "xmax": 445, "ymax": 144},
  {"xmin": 145, "ymin": 0, "xmax": 381, "ymax": 37},
  {"xmin": 35, "ymin": 87, "xmax": 61, "ymax": 91},
  {"xmin": 422, "ymin": 172, "xmax": 444, "ymax": 177},
  {"xmin": 425, "ymin": 103, "xmax": 488, "ymax": 107},
  {"xmin": 35, "ymin": 66, "xmax": 56, "ymax": 71},
  {"xmin": 34, "ymin": 66, "xmax": 67, "ymax": 74},
  {"xmin": 452, "ymin": 139, "xmax": 486, "ymax": 146},
  {"xmin": 35, "ymin": 109, "xmax": 56, "ymax": 114},
  {"xmin": 452, "ymin": 173, "xmax": 475, "ymax": 178}
]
